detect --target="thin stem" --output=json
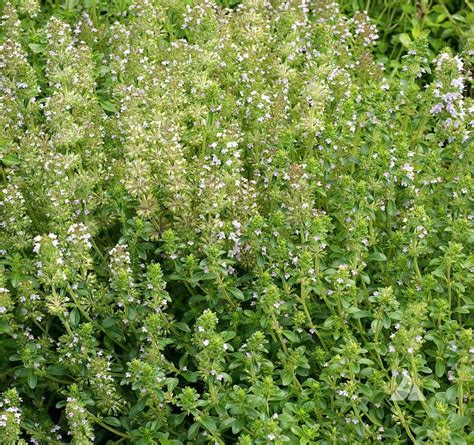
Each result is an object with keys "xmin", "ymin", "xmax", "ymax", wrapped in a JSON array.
[
  {"xmin": 300, "ymin": 287, "xmax": 328, "ymax": 351},
  {"xmin": 44, "ymin": 373, "xmax": 74, "ymax": 385},
  {"xmin": 446, "ymin": 264, "xmax": 452, "ymax": 317},
  {"xmin": 292, "ymin": 371, "xmax": 304, "ymax": 393},
  {"xmin": 271, "ymin": 312, "xmax": 288, "ymax": 353},
  {"xmin": 0, "ymin": 366, "xmax": 21, "ymax": 379},
  {"xmin": 458, "ymin": 379, "xmax": 464, "ymax": 416},
  {"xmin": 0, "ymin": 165, "xmax": 6, "ymax": 184},
  {"xmin": 391, "ymin": 400, "xmax": 416, "ymax": 443},
  {"xmin": 90, "ymin": 237, "xmax": 107, "ymax": 266},
  {"xmin": 91, "ymin": 0, "xmax": 98, "ymax": 26},
  {"xmin": 413, "ymin": 256, "xmax": 422, "ymax": 281},
  {"xmin": 67, "ymin": 285, "xmax": 127, "ymax": 350},
  {"xmin": 91, "ymin": 414, "xmax": 133, "ymax": 440}
]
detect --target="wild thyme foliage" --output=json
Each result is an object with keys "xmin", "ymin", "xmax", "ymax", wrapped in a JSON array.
[
  {"xmin": 340, "ymin": 0, "xmax": 472, "ymax": 58},
  {"xmin": 0, "ymin": 0, "xmax": 473, "ymax": 444}
]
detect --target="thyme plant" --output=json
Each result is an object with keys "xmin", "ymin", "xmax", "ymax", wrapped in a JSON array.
[{"xmin": 0, "ymin": 1, "xmax": 473, "ymax": 444}]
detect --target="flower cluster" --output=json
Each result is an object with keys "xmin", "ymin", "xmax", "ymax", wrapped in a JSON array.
[
  {"xmin": 65, "ymin": 386, "xmax": 95, "ymax": 445},
  {"xmin": 0, "ymin": 389, "xmax": 22, "ymax": 444}
]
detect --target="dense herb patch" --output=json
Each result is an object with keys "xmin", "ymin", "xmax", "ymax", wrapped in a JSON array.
[{"xmin": 0, "ymin": 1, "xmax": 473, "ymax": 444}]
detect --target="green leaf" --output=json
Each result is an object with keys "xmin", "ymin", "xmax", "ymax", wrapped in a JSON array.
[
  {"xmin": 128, "ymin": 306, "xmax": 138, "ymax": 320},
  {"xmin": 221, "ymin": 331, "xmax": 236, "ymax": 341},
  {"xmin": 382, "ymin": 314, "xmax": 391, "ymax": 329},
  {"xmin": 199, "ymin": 416, "xmax": 217, "ymax": 433},
  {"xmin": 449, "ymin": 415, "xmax": 470, "ymax": 431},
  {"xmin": 387, "ymin": 200, "xmax": 397, "ymax": 216},
  {"xmin": 445, "ymin": 385, "xmax": 458, "ymax": 403},
  {"xmin": 282, "ymin": 330, "xmax": 299, "ymax": 342},
  {"xmin": 103, "ymin": 417, "xmax": 122, "ymax": 427},
  {"xmin": 452, "ymin": 14, "xmax": 467, "ymax": 23},
  {"xmin": 227, "ymin": 286, "xmax": 245, "ymax": 300},
  {"xmin": 435, "ymin": 360, "xmax": 445, "ymax": 377},
  {"xmin": 15, "ymin": 367, "xmax": 29, "ymax": 377},
  {"xmin": 188, "ymin": 422, "xmax": 200, "ymax": 439},
  {"xmin": 69, "ymin": 308, "xmax": 80, "ymax": 327},
  {"xmin": 182, "ymin": 371, "xmax": 198, "ymax": 382},
  {"xmin": 28, "ymin": 43, "xmax": 44, "ymax": 54},
  {"xmin": 101, "ymin": 317, "xmax": 116, "ymax": 328},
  {"xmin": 173, "ymin": 413, "xmax": 186, "ymax": 426},
  {"xmin": 120, "ymin": 417, "xmax": 131, "ymax": 431},
  {"xmin": 449, "ymin": 433, "xmax": 467, "ymax": 445},
  {"xmin": 192, "ymin": 272, "xmax": 217, "ymax": 281},
  {"xmin": 351, "ymin": 309, "xmax": 371, "ymax": 319},
  {"xmin": 47, "ymin": 365, "xmax": 67, "ymax": 376},
  {"xmin": 129, "ymin": 397, "xmax": 148, "ymax": 418},
  {"xmin": 99, "ymin": 100, "xmax": 118, "ymax": 113},
  {"xmin": 166, "ymin": 378, "xmax": 179, "ymax": 392},
  {"xmin": 281, "ymin": 370, "xmax": 293, "ymax": 386},
  {"xmin": 369, "ymin": 252, "xmax": 387, "ymax": 262},
  {"xmin": 27, "ymin": 370, "xmax": 37, "ymax": 389},
  {"xmin": 399, "ymin": 33, "xmax": 411, "ymax": 48},
  {"xmin": 232, "ymin": 418, "xmax": 244, "ymax": 434},
  {"xmin": 432, "ymin": 267, "xmax": 445, "ymax": 278},
  {"xmin": 99, "ymin": 65, "xmax": 111, "ymax": 76},
  {"xmin": 453, "ymin": 305, "xmax": 470, "ymax": 314},
  {"xmin": 291, "ymin": 425, "xmax": 303, "ymax": 436},
  {"xmin": 1, "ymin": 153, "xmax": 20, "ymax": 167},
  {"xmin": 422, "ymin": 379, "xmax": 440, "ymax": 392},
  {"xmin": 175, "ymin": 322, "xmax": 191, "ymax": 332},
  {"xmin": 0, "ymin": 320, "xmax": 9, "ymax": 333},
  {"xmin": 103, "ymin": 335, "xmax": 115, "ymax": 351},
  {"xmin": 221, "ymin": 417, "xmax": 235, "ymax": 430},
  {"xmin": 9, "ymin": 271, "xmax": 22, "ymax": 288}
]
